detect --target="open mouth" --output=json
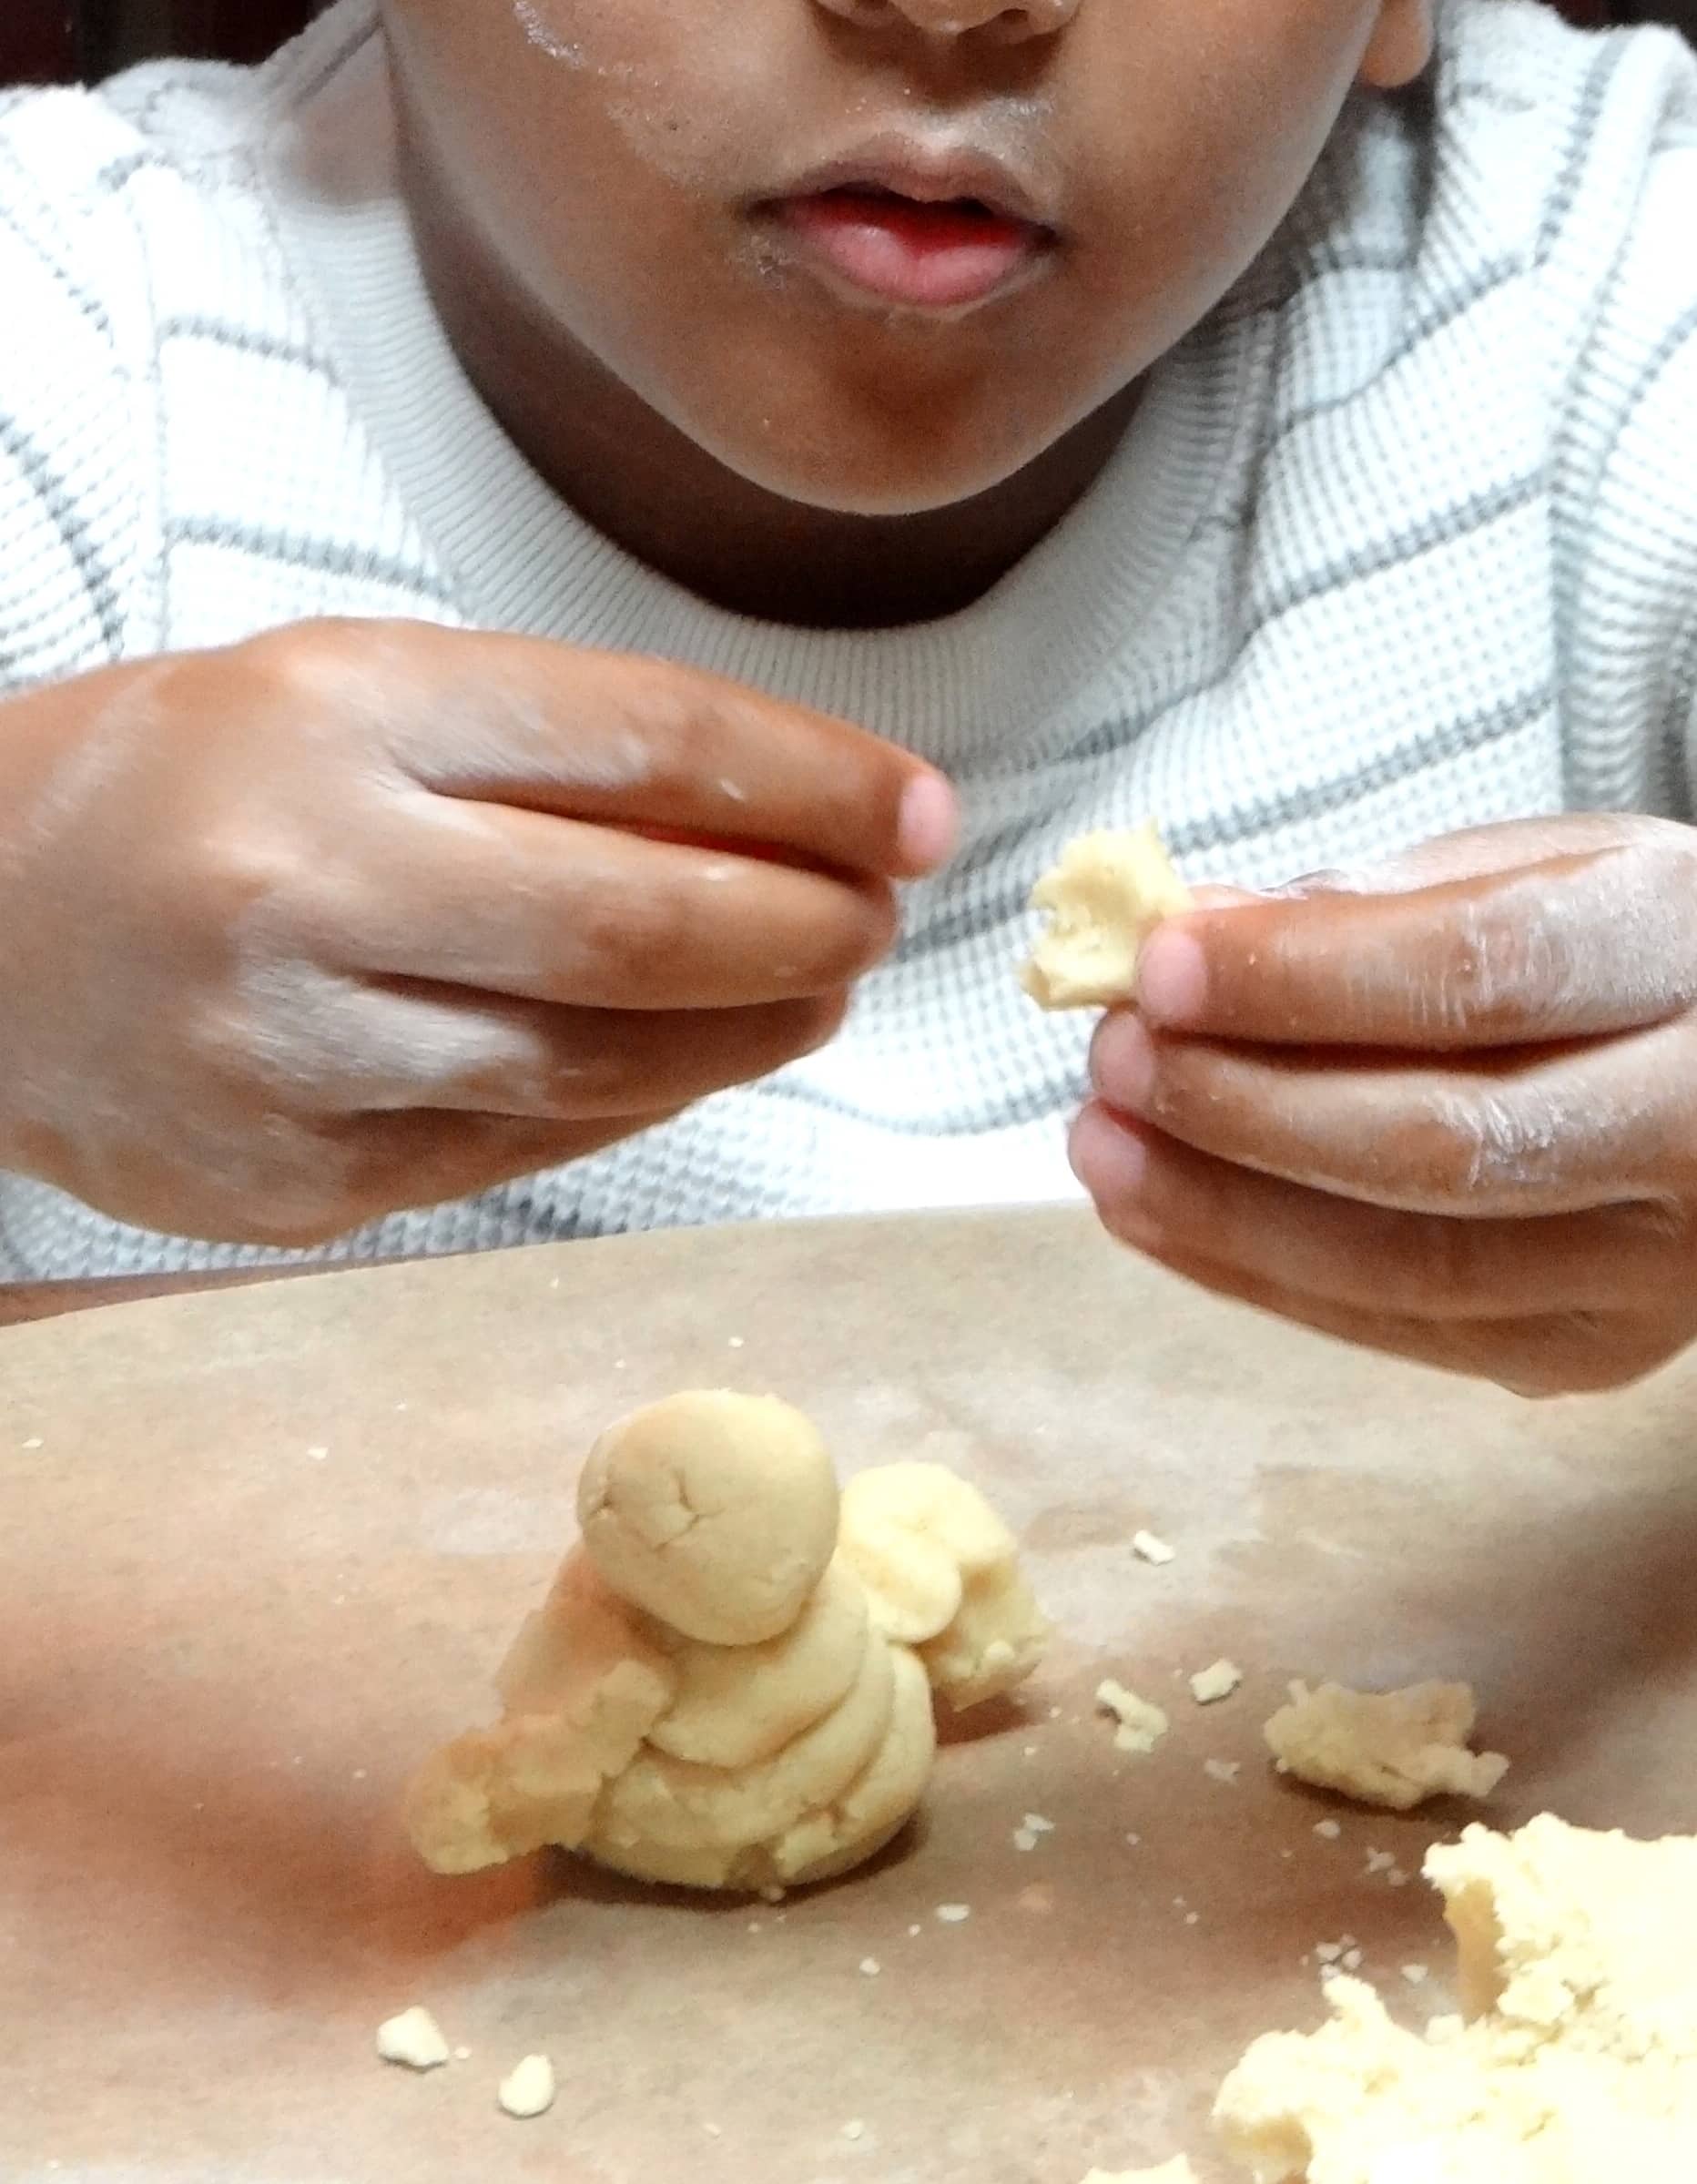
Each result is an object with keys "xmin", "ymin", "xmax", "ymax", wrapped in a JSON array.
[{"xmin": 767, "ymin": 184, "xmax": 1056, "ymax": 313}]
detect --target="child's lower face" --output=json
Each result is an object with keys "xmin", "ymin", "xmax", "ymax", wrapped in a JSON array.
[{"xmin": 382, "ymin": 0, "xmax": 1433, "ymax": 519}]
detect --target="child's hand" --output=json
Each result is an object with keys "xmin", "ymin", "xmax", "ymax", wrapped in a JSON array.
[
  {"xmin": 0, "ymin": 620, "xmax": 954, "ymax": 1247},
  {"xmin": 1072, "ymin": 817, "xmax": 1697, "ymax": 1397}
]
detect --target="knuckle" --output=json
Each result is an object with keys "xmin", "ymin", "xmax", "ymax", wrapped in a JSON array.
[{"xmin": 1430, "ymin": 902, "xmax": 1577, "ymax": 1041}]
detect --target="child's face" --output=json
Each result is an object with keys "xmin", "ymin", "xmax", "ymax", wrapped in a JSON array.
[{"xmin": 384, "ymin": 1, "xmax": 1433, "ymax": 518}]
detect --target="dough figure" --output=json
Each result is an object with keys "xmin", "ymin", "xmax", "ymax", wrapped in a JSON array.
[
  {"xmin": 405, "ymin": 1392, "xmax": 1049, "ymax": 1891},
  {"xmin": 1021, "ymin": 824, "xmax": 1194, "ymax": 1011}
]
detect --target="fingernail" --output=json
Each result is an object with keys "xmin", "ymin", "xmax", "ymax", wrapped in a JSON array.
[
  {"xmin": 1090, "ymin": 1012, "xmax": 1157, "ymax": 1112},
  {"xmin": 897, "ymin": 772, "xmax": 959, "ymax": 875},
  {"xmin": 1069, "ymin": 1102, "xmax": 1148, "ymax": 1196},
  {"xmin": 1135, "ymin": 929, "xmax": 1207, "ymax": 1026}
]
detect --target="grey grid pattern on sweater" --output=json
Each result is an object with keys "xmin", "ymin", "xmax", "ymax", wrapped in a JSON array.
[{"xmin": 1, "ymin": 0, "xmax": 1695, "ymax": 1280}]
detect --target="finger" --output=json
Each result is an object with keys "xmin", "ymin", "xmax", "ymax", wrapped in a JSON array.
[
  {"xmin": 1135, "ymin": 836, "xmax": 1697, "ymax": 1049},
  {"xmin": 342, "ymin": 1108, "xmax": 686, "ymax": 1224},
  {"xmin": 1088, "ymin": 1226, "xmax": 1661, "ymax": 1397},
  {"xmin": 1090, "ymin": 1012, "xmax": 1693, "ymax": 1215},
  {"xmin": 334, "ymin": 982, "xmax": 848, "ymax": 1122},
  {"xmin": 345, "ymin": 797, "xmax": 899, "ymax": 1009},
  {"xmin": 1069, "ymin": 1104, "xmax": 1685, "ymax": 1321},
  {"xmin": 373, "ymin": 626, "xmax": 958, "ymax": 879},
  {"xmin": 1275, "ymin": 816, "xmax": 1656, "ymax": 898}
]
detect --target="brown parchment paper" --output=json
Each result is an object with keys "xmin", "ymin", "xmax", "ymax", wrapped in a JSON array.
[{"xmin": 4, "ymin": 1207, "xmax": 1697, "ymax": 2183}]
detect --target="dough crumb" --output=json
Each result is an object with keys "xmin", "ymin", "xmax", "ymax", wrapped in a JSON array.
[
  {"xmin": 1204, "ymin": 1758, "xmax": 1243, "ymax": 1786},
  {"xmin": 376, "ymin": 2007, "xmax": 449, "ymax": 2072},
  {"xmin": 1400, "ymin": 1964, "xmax": 1430, "ymax": 1986},
  {"xmin": 498, "ymin": 2054, "xmax": 556, "ymax": 2120},
  {"xmin": 842, "ymin": 2119, "xmax": 867, "ymax": 2141},
  {"xmin": 1024, "ymin": 1812, "xmax": 1057, "ymax": 1834},
  {"xmin": 1014, "ymin": 1826, "xmax": 1040, "ymax": 1852},
  {"xmin": 936, "ymin": 1903, "xmax": 972, "ymax": 1924},
  {"xmin": 1132, "ymin": 1529, "xmax": 1176, "ymax": 1567},
  {"xmin": 1190, "ymin": 1659, "xmax": 1244, "ymax": 1705},
  {"xmin": 1097, "ymin": 1679, "xmax": 1170, "ymax": 1757},
  {"xmin": 859, "ymin": 1957, "xmax": 881, "ymax": 1976},
  {"xmin": 1265, "ymin": 1680, "xmax": 1509, "ymax": 1812},
  {"xmin": 1314, "ymin": 1819, "xmax": 1343, "ymax": 1841},
  {"xmin": 1080, "ymin": 2161, "xmax": 1198, "ymax": 2183},
  {"xmin": 1366, "ymin": 1849, "xmax": 1397, "ymax": 1875},
  {"xmin": 452, "ymin": 2046, "xmax": 472, "ymax": 2063},
  {"xmin": 1021, "ymin": 824, "xmax": 1194, "ymax": 1011}
]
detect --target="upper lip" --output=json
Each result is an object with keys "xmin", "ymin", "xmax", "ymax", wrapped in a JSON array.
[{"xmin": 759, "ymin": 132, "xmax": 1061, "ymax": 234}]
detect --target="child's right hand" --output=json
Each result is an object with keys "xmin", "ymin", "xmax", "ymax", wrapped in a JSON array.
[{"xmin": 0, "ymin": 620, "xmax": 955, "ymax": 1247}]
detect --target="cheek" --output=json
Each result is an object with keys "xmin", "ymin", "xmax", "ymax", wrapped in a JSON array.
[{"xmin": 1068, "ymin": 0, "xmax": 1382, "ymax": 344}]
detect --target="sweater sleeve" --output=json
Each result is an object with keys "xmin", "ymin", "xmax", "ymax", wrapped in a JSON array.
[
  {"xmin": 1539, "ymin": 28, "xmax": 1697, "ymax": 817},
  {"xmin": 0, "ymin": 88, "xmax": 160, "ymax": 699}
]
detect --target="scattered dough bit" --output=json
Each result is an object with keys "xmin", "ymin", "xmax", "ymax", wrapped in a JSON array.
[
  {"xmin": 1366, "ymin": 1849, "xmax": 1397, "ymax": 1876},
  {"xmin": 859, "ymin": 1957, "xmax": 881, "ymax": 1976},
  {"xmin": 1191, "ymin": 1660, "xmax": 1244, "ymax": 1706},
  {"xmin": 1214, "ymin": 1815, "xmax": 1697, "ymax": 2179},
  {"xmin": 936, "ymin": 1903, "xmax": 972, "ymax": 1925},
  {"xmin": 1021, "ymin": 824, "xmax": 1194, "ymax": 1011},
  {"xmin": 1097, "ymin": 1680, "xmax": 1170, "ymax": 1757},
  {"xmin": 498, "ymin": 2054, "xmax": 556, "ymax": 2120},
  {"xmin": 1314, "ymin": 1820, "xmax": 1342, "ymax": 1842},
  {"xmin": 405, "ymin": 1395, "xmax": 1047, "ymax": 1892},
  {"xmin": 376, "ymin": 2007, "xmax": 450, "ymax": 2071},
  {"xmin": 1014, "ymin": 1825, "xmax": 1040, "ymax": 1853},
  {"xmin": 1204, "ymin": 1759, "xmax": 1243, "ymax": 1786},
  {"xmin": 1264, "ymin": 1681, "xmax": 1509, "ymax": 1813},
  {"xmin": 842, "ymin": 2119, "xmax": 867, "ymax": 2141},
  {"xmin": 1132, "ymin": 1530, "xmax": 1176, "ymax": 1567},
  {"xmin": 1400, "ymin": 1965, "xmax": 1430, "ymax": 1986},
  {"xmin": 1080, "ymin": 2162, "xmax": 1198, "ymax": 2184}
]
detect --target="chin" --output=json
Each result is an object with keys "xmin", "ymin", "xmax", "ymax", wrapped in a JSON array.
[{"xmin": 699, "ymin": 412, "xmax": 1062, "ymax": 522}]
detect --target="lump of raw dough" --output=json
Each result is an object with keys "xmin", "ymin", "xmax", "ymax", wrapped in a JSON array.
[
  {"xmin": 376, "ymin": 2006, "xmax": 450, "ymax": 2071},
  {"xmin": 1212, "ymin": 1815, "xmax": 1697, "ymax": 2181},
  {"xmin": 405, "ymin": 1395, "xmax": 1046, "ymax": 1893},
  {"xmin": 577, "ymin": 1391, "xmax": 838, "ymax": 1645},
  {"xmin": 1264, "ymin": 1680, "xmax": 1509, "ymax": 1813},
  {"xmin": 1021, "ymin": 824, "xmax": 1194, "ymax": 1011}
]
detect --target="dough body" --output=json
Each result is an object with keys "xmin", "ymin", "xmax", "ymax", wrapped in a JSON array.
[
  {"xmin": 1213, "ymin": 1815, "xmax": 1697, "ymax": 2181},
  {"xmin": 405, "ymin": 1395, "xmax": 1047, "ymax": 1891},
  {"xmin": 1021, "ymin": 824, "xmax": 1194, "ymax": 1011},
  {"xmin": 1264, "ymin": 1680, "xmax": 1509, "ymax": 1813}
]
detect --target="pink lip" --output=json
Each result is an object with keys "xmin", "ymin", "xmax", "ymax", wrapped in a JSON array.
[
  {"xmin": 772, "ymin": 189, "xmax": 1049, "ymax": 311},
  {"xmin": 756, "ymin": 137, "xmax": 1061, "ymax": 314}
]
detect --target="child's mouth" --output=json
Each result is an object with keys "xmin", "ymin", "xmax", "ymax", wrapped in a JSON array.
[{"xmin": 767, "ymin": 186, "xmax": 1053, "ymax": 314}]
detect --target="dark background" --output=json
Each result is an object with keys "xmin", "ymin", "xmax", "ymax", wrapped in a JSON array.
[{"xmin": 2, "ymin": 0, "xmax": 1693, "ymax": 87}]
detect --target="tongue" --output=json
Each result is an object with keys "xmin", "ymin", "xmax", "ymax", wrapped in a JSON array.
[{"xmin": 781, "ymin": 189, "xmax": 1038, "ymax": 310}]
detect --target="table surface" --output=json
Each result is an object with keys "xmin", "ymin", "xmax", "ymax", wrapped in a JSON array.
[{"xmin": 5, "ymin": 1206, "xmax": 1697, "ymax": 2184}]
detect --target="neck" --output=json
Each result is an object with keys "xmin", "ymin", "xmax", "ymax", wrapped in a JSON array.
[{"xmin": 405, "ymin": 161, "xmax": 1140, "ymax": 632}]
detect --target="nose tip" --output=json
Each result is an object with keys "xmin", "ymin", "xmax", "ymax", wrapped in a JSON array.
[{"xmin": 816, "ymin": 0, "xmax": 1079, "ymax": 39}]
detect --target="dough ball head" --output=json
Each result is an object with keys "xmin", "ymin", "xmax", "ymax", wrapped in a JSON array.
[{"xmin": 577, "ymin": 1391, "xmax": 838, "ymax": 1646}]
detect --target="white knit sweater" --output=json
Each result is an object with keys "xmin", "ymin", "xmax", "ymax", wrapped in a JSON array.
[{"xmin": 1, "ymin": 0, "xmax": 1695, "ymax": 1279}]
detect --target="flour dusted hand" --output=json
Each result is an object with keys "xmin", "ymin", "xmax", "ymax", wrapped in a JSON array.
[
  {"xmin": 404, "ymin": 1391, "xmax": 1048, "ymax": 1892},
  {"xmin": 1072, "ymin": 816, "xmax": 1697, "ymax": 1395},
  {"xmin": 0, "ymin": 621, "xmax": 953, "ymax": 1247}
]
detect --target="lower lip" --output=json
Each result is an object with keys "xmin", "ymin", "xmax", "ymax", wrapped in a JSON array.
[{"xmin": 769, "ymin": 190, "xmax": 1049, "ymax": 311}]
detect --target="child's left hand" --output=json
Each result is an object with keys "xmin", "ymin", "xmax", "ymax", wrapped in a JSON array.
[{"xmin": 1070, "ymin": 815, "xmax": 1697, "ymax": 1397}]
